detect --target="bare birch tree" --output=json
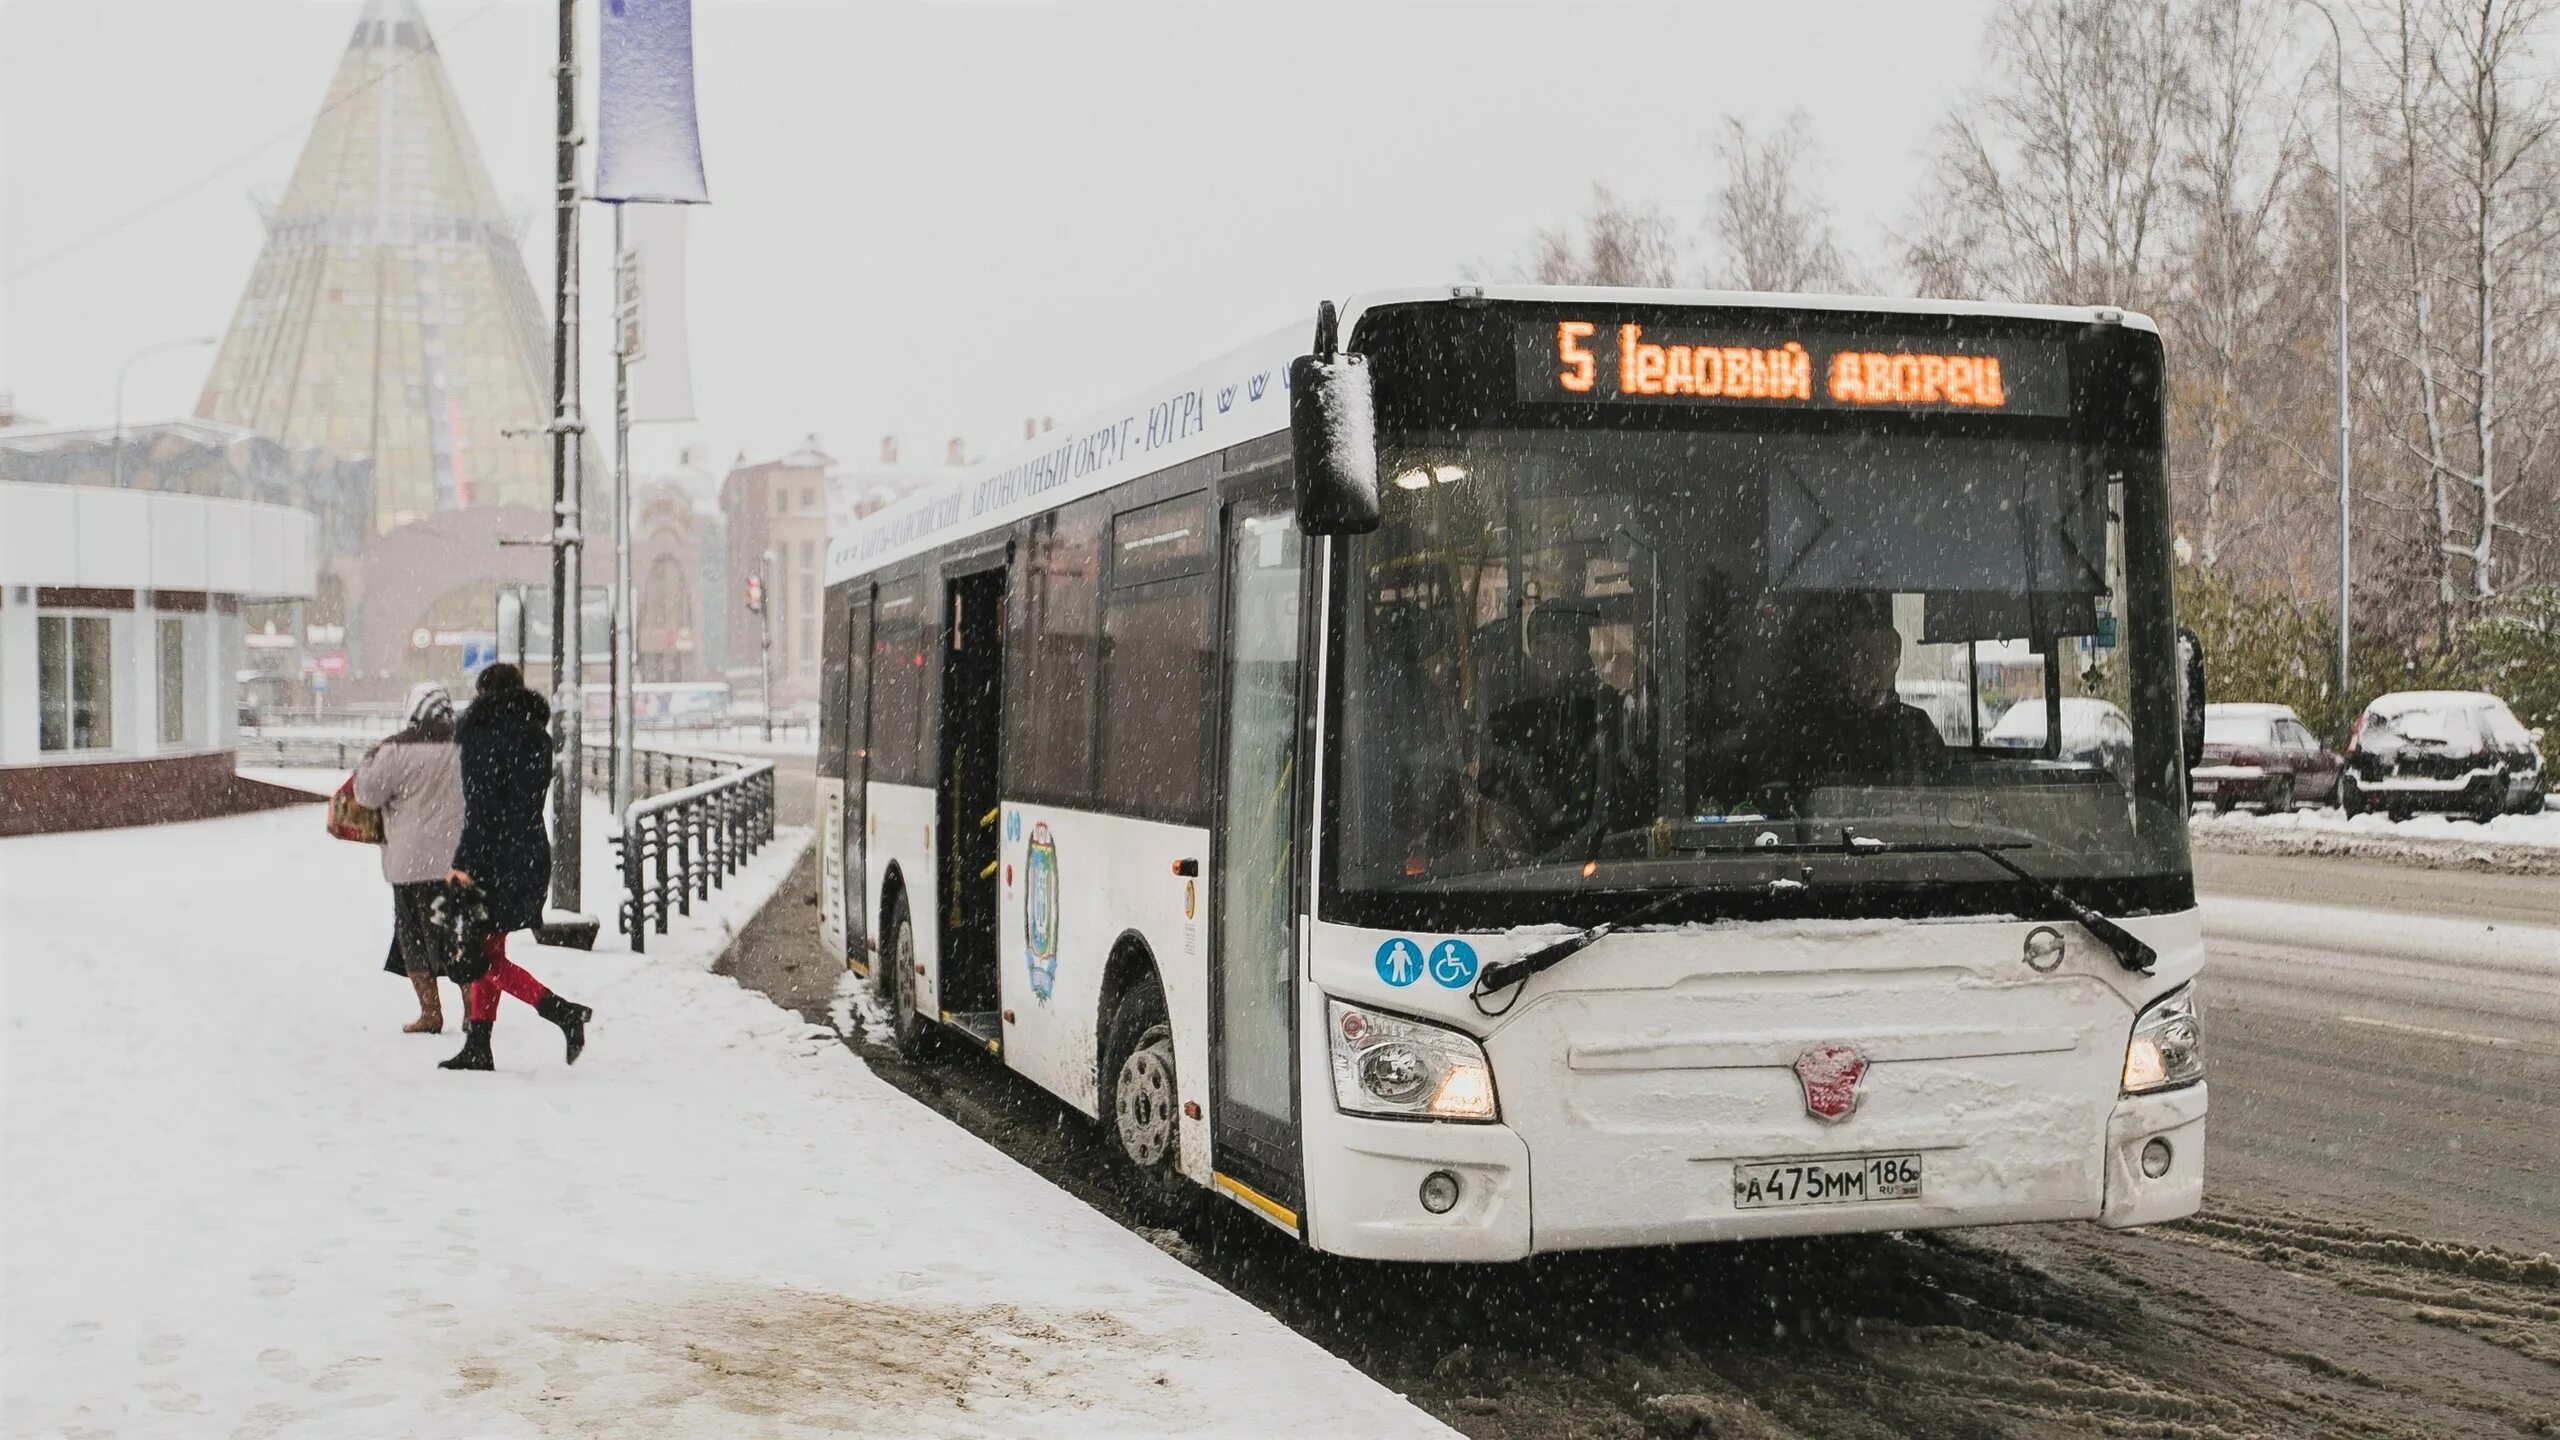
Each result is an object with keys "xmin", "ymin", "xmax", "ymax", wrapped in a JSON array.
[
  {"xmin": 2162, "ymin": 0, "xmax": 2316, "ymax": 574},
  {"xmin": 2432, "ymin": 0, "xmax": 2559, "ymax": 599},
  {"xmin": 1525, "ymin": 184, "xmax": 1684, "ymax": 288},
  {"xmin": 2351, "ymin": 0, "xmax": 2559, "ymax": 632},
  {"xmin": 1906, "ymin": 0, "xmax": 2192, "ymax": 304},
  {"xmin": 1705, "ymin": 115, "xmax": 1861, "ymax": 292}
]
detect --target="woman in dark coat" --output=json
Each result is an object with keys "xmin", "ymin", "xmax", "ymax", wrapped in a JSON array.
[{"xmin": 439, "ymin": 663, "xmax": 592, "ymax": 1072}]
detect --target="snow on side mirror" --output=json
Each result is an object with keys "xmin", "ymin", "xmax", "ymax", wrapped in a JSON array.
[
  {"xmin": 1290, "ymin": 300, "xmax": 1380, "ymax": 537},
  {"xmin": 2177, "ymin": 625, "xmax": 2206, "ymax": 775}
]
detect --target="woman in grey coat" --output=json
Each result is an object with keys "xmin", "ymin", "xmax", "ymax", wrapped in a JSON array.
[{"xmin": 355, "ymin": 682, "xmax": 466, "ymax": 1033}]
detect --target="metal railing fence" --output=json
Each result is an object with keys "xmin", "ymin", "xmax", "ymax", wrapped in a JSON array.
[{"xmin": 611, "ymin": 762, "xmax": 777, "ymax": 952}]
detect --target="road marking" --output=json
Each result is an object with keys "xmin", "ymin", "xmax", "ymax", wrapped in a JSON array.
[{"xmin": 2336, "ymin": 1015, "xmax": 2526, "ymax": 1049}]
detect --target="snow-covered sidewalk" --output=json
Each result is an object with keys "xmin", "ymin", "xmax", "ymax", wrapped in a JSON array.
[
  {"xmin": 2192, "ymin": 798, "xmax": 2560, "ymax": 851},
  {"xmin": 0, "ymin": 805, "xmax": 1451, "ymax": 1437}
]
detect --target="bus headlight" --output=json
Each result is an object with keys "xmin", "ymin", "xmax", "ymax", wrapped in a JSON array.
[
  {"xmin": 1328, "ymin": 998, "xmax": 1499, "ymax": 1122},
  {"xmin": 2122, "ymin": 984, "xmax": 2205, "ymax": 1095}
]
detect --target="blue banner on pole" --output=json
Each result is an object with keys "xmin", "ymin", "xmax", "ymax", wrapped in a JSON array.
[{"xmin": 596, "ymin": 0, "xmax": 709, "ymax": 204}]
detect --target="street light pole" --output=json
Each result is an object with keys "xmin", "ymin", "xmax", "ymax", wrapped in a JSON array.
[
  {"xmin": 758, "ymin": 549, "xmax": 775, "ymax": 743},
  {"xmin": 112, "ymin": 336, "xmax": 216, "ymax": 489},
  {"xmin": 543, "ymin": 0, "xmax": 593, "ymax": 936},
  {"xmin": 610, "ymin": 203, "xmax": 635, "ymax": 821},
  {"xmin": 2298, "ymin": 0, "xmax": 2352, "ymax": 704}
]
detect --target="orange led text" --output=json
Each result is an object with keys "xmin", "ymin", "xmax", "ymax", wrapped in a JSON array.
[
  {"xmin": 1826, "ymin": 351, "xmax": 2007, "ymax": 408},
  {"xmin": 1607, "ymin": 325, "xmax": 1811, "ymax": 400}
]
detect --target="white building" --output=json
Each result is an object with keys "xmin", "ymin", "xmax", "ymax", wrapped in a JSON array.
[{"xmin": 0, "ymin": 481, "xmax": 316, "ymax": 834}]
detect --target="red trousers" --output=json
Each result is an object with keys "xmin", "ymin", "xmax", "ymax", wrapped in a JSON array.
[{"xmin": 463, "ymin": 933, "xmax": 551, "ymax": 1024}]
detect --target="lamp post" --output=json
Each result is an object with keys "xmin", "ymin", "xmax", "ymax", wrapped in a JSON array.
[
  {"xmin": 756, "ymin": 549, "xmax": 775, "ymax": 743},
  {"xmin": 112, "ymin": 336, "xmax": 216, "ymax": 488},
  {"xmin": 544, "ymin": 0, "xmax": 590, "ymax": 930},
  {"xmin": 2297, "ymin": 0, "xmax": 2352, "ymax": 705}
]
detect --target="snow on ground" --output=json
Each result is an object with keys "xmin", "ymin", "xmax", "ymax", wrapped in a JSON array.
[
  {"xmin": 0, "ymin": 796, "xmax": 1451, "ymax": 1437},
  {"xmin": 2192, "ymin": 799, "xmax": 2560, "ymax": 851}
]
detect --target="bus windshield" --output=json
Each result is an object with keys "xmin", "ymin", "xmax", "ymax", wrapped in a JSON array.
[{"xmin": 1328, "ymin": 424, "xmax": 2187, "ymax": 923}]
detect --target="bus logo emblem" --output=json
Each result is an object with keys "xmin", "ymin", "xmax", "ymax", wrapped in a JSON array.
[
  {"xmin": 1024, "ymin": 823, "xmax": 1060, "ymax": 1002},
  {"xmin": 1793, "ymin": 1043, "xmax": 1868, "ymax": 1123}
]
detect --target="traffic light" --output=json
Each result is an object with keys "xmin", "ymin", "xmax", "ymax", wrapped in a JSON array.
[{"xmin": 744, "ymin": 575, "xmax": 764, "ymax": 614}]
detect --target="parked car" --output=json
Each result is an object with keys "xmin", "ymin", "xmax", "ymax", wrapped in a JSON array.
[
  {"xmin": 2341, "ymin": 690, "xmax": 2547, "ymax": 822},
  {"xmin": 2190, "ymin": 702, "xmax": 2343, "ymax": 813},
  {"xmin": 1984, "ymin": 696, "xmax": 2136, "ymax": 783}
]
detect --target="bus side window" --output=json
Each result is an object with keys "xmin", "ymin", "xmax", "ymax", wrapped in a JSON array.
[
  {"xmin": 1099, "ymin": 493, "xmax": 1213, "ymax": 824},
  {"xmin": 1007, "ymin": 498, "xmax": 1106, "ymax": 801},
  {"xmin": 870, "ymin": 576, "xmax": 927, "ymax": 785}
]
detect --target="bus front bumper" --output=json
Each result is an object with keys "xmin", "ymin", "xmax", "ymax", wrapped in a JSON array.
[{"xmin": 1301, "ymin": 1084, "xmax": 2205, "ymax": 1262}]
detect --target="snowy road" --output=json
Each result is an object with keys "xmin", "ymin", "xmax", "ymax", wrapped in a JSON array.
[
  {"xmin": 2194, "ymin": 854, "xmax": 2560, "ymax": 1258},
  {"xmin": 0, "ymin": 804, "xmax": 1455, "ymax": 1440}
]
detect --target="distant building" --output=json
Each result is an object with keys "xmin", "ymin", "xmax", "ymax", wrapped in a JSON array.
[
  {"xmin": 632, "ymin": 478, "xmax": 720, "ymax": 683},
  {"xmin": 0, "ymin": 482, "xmax": 316, "ymax": 835},
  {"xmin": 719, "ymin": 434, "xmax": 980, "ymax": 714},
  {"xmin": 719, "ymin": 439, "xmax": 833, "ymax": 712},
  {"xmin": 189, "ymin": 0, "xmax": 601, "ymax": 704},
  {"xmin": 0, "ymin": 419, "xmax": 370, "ymax": 704}
]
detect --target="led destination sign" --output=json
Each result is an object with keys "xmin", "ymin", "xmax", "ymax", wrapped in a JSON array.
[{"xmin": 1516, "ymin": 321, "xmax": 2069, "ymax": 416}]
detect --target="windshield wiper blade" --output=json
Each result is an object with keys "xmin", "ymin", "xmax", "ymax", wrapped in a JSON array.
[
  {"xmin": 1472, "ymin": 889, "xmax": 1695, "ymax": 1000},
  {"xmin": 1833, "ymin": 832, "xmax": 2156, "ymax": 975},
  {"xmin": 1470, "ymin": 829, "xmax": 2157, "ymax": 1002}
]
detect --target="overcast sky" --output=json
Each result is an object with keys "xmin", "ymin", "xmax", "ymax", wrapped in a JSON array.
[{"xmin": 2, "ymin": 0, "xmax": 1996, "ymax": 481}]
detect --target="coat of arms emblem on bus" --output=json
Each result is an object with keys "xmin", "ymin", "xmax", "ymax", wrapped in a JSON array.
[
  {"xmin": 1793, "ymin": 1043, "xmax": 1869, "ymax": 1123},
  {"xmin": 1024, "ymin": 822, "xmax": 1060, "ymax": 1002}
]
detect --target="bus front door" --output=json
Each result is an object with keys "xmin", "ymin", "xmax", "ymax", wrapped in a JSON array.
[{"xmin": 1210, "ymin": 499, "xmax": 1306, "ymax": 1220}]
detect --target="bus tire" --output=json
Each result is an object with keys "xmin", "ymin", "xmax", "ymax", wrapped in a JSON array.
[
  {"xmin": 1100, "ymin": 973, "xmax": 1187, "ymax": 1220},
  {"xmin": 880, "ymin": 892, "xmax": 936, "ymax": 1060}
]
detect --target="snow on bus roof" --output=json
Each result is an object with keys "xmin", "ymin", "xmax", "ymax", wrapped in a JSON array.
[{"xmin": 824, "ymin": 285, "xmax": 2157, "ymax": 587}]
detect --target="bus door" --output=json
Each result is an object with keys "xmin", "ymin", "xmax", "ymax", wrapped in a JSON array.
[
  {"xmin": 841, "ymin": 587, "xmax": 873, "ymax": 972},
  {"xmin": 1210, "ymin": 493, "xmax": 1308, "ymax": 1212},
  {"xmin": 935, "ymin": 564, "xmax": 1008, "ymax": 1048}
]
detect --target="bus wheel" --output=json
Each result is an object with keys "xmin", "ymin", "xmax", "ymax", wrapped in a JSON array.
[
  {"xmin": 881, "ymin": 894, "xmax": 936, "ymax": 1059},
  {"xmin": 1102, "ymin": 975, "xmax": 1187, "ymax": 1218}
]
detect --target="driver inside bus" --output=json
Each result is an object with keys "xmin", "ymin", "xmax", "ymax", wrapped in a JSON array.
[
  {"xmin": 1775, "ymin": 611, "xmax": 1950, "ymax": 784},
  {"xmin": 1478, "ymin": 610, "xmax": 1641, "ymax": 859}
]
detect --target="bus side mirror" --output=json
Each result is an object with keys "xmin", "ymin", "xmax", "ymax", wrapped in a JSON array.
[
  {"xmin": 2177, "ymin": 625, "xmax": 2206, "ymax": 773},
  {"xmin": 1290, "ymin": 300, "xmax": 1380, "ymax": 537}
]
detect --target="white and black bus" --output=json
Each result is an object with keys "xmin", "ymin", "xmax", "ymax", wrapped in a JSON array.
[{"xmin": 817, "ymin": 286, "xmax": 2208, "ymax": 1261}]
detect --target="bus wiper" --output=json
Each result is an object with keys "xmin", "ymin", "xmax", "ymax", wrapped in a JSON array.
[
  {"xmin": 1829, "ymin": 830, "xmax": 2156, "ymax": 975},
  {"xmin": 1471, "ymin": 831, "xmax": 2154, "ymax": 1004},
  {"xmin": 1472, "ymin": 889, "xmax": 1695, "ymax": 1001}
]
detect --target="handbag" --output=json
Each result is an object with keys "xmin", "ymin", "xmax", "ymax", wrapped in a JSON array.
[
  {"xmin": 327, "ymin": 775, "xmax": 384, "ymax": 844},
  {"xmin": 432, "ymin": 883, "xmax": 496, "ymax": 984}
]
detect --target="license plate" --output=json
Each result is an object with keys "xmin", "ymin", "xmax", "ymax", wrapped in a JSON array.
[{"xmin": 1732, "ymin": 1152, "xmax": 1922, "ymax": 1209}]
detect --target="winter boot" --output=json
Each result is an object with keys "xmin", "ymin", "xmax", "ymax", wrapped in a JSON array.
[
  {"xmin": 437, "ymin": 1021, "xmax": 495, "ymax": 1072},
  {"xmin": 537, "ymin": 994, "xmax": 592, "ymax": 1066}
]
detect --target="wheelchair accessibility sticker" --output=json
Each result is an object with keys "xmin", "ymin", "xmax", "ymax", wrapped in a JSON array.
[{"xmin": 1374, "ymin": 937, "xmax": 1479, "ymax": 989}]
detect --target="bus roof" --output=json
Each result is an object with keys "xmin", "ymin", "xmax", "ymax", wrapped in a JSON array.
[{"xmin": 824, "ymin": 285, "xmax": 2158, "ymax": 586}]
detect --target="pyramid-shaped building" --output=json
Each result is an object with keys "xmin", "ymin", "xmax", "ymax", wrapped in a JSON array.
[{"xmin": 197, "ymin": 0, "xmax": 557, "ymax": 532}]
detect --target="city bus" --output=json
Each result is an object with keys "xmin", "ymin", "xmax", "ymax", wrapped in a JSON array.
[{"xmin": 816, "ymin": 285, "xmax": 2207, "ymax": 1261}]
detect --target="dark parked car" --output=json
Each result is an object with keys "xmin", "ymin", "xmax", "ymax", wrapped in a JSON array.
[
  {"xmin": 2191, "ymin": 702, "xmax": 2342, "ymax": 813},
  {"xmin": 2342, "ymin": 690, "xmax": 2547, "ymax": 822}
]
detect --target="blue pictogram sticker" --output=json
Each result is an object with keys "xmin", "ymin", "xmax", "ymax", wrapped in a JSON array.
[
  {"xmin": 1374, "ymin": 937, "xmax": 1425, "ymax": 988},
  {"xmin": 1428, "ymin": 938, "xmax": 1480, "ymax": 989}
]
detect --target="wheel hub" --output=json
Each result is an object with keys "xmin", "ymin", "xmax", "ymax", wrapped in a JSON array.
[{"xmin": 1115, "ymin": 1037, "xmax": 1177, "ymax": 1168}]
